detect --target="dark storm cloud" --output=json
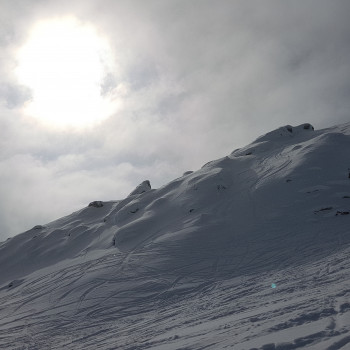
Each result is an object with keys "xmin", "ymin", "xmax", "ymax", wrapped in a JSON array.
[{"xmin": 0, "ymin": 0, "xmax": 349, "ymax": 239}]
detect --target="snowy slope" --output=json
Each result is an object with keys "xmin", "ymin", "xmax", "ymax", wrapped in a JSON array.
[{"xmin": 0, "ymin": 122, "xmax": 350, "ymax": 350}]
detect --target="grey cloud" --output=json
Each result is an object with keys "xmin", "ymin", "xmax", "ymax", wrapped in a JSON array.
[
  {"xmin": 100, "ymin": 73, "xmax": 118, "ymax": 96},
  {"xmin": 127, "ymin": 58, "xmax": 160, "ymax": 91},
  {"xmin": 0, "ymin": 83, "xmax": 31, "ymax": 108}
]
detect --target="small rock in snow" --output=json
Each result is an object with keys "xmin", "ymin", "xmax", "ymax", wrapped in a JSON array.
[
  {"xmin": 88, "ymin": 201, "xmax": 104, "ymax": 208},
  {"xmin": 336, "ymin": 211, "xmax": 349, "ymax": 216},
  {"xmin": 286, "ymin": 125, "xmax": 293, "ymax": 133},
  {"xmin": 303, "ymin": 123, "xmax": 314, "ymax": 130}
]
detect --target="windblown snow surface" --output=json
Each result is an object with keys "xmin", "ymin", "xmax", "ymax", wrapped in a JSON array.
[{"xmin": 1, "ymin": 123, "xmax": 350, "ymax": 350}]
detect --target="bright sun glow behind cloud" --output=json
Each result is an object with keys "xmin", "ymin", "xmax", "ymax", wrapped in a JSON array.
[{"xmin": 16, "ymin": 17, "xmax": 118, "ymax": 129}]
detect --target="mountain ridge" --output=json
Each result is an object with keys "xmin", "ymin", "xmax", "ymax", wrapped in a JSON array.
[{"xmin": 0, "ymin": 122, "xmax": 349, "ymax": 349}]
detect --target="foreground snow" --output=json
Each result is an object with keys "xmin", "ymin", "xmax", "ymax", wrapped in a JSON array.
[{"xmin": 0, "ymin": 123, "xmax": 349, "ymax": 349}]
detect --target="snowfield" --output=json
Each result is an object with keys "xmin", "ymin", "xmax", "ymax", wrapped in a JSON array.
[{"xmin": 0, "ymin": 122, "xmax": 349, "ymax": 349}]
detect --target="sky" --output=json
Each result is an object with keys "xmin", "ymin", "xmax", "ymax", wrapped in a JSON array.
[{"xmin": 0, "ymin": 0, "xmax": 349, "ymax": 240}]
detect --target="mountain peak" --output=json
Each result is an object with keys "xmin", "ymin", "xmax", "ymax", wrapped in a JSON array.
[
  {"xmin": 254, "ymin": 122, "xmax": 314, "ymax": 143},
  {"xmin": 128, "ymin": 179, "xmax": 152, "ymax": 196}
]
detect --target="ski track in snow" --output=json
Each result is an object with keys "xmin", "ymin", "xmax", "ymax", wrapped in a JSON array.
[{"xmin": 2, "ymin": 248, "xmax": 349, "ymax": 350}]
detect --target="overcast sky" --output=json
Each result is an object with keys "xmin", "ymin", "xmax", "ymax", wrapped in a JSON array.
[{"xmin": 1, "ymin": 0, "xmax": 349, "ymax": 240}]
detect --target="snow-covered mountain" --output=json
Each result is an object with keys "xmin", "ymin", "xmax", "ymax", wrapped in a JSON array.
[{"xmin": 1, "ymin": 122, "xmax": 350, "ymax": 350}]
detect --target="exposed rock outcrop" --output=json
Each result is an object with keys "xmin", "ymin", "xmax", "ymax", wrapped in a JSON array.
[{"xmin": 128, "ymin": 180, "xmax": 151, "ymax": 196}]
